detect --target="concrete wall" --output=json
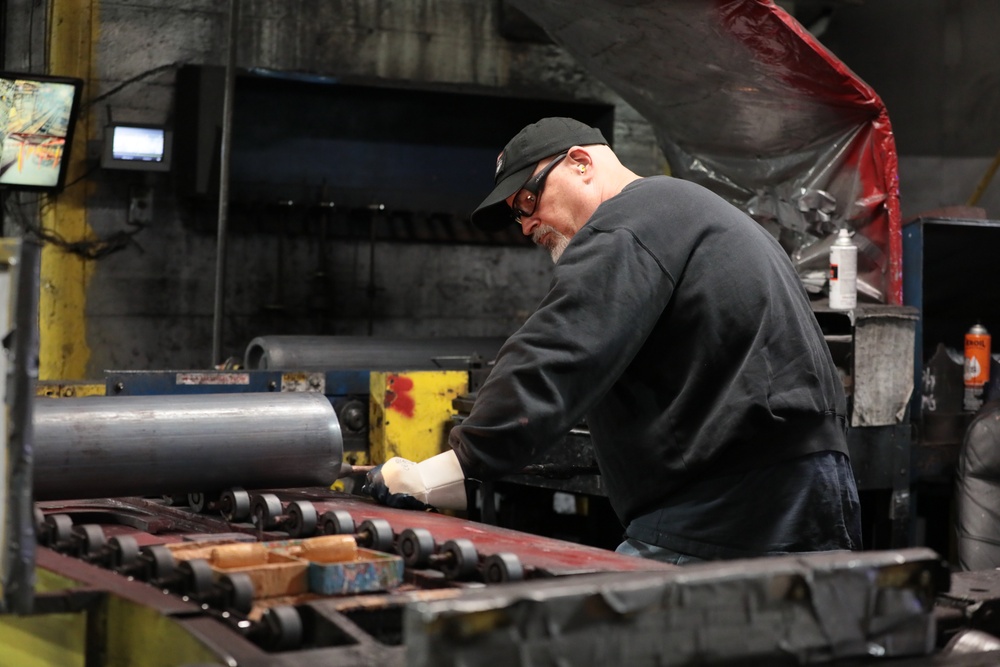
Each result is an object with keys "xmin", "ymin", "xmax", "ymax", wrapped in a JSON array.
[
  {"xmin": 4, "ymin": 0, "xmax": 999, "ymax": 373},
  {"xmin": 62, "ymin": 0, "xmax": 664, "ymax": 372}
]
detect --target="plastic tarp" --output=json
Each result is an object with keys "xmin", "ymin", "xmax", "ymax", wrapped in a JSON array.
[{"xmin": 509, "ymin": 0, "xmax": 902, "ymax": 305}]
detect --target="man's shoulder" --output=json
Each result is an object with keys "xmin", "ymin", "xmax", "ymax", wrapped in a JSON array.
[
  {"xmin": 623, "ymin": 175, "xmax": 709, "ymax": 196},
  {"xmin": 589, "ymin": 175, "xmax": 724, "ymax": 239}
]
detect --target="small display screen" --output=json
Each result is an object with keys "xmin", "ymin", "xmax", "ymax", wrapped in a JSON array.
[
  {"xmin": 0, "ymin": 74, "xmax": 82, "ymax": 190},
  {"xmin": 111, "ymin": 125, "xmax": 165, "ymax": 162},
  {"xmin": 102, "ymin": 123, "xmax": 171, "ymax": 171}
]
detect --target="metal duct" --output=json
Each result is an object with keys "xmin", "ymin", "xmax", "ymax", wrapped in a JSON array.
[
  {"xmin": 33, "ymin": 392, "xmax": 343, "ymax": 501},
  {"xmin": 244, "ymin": 335, "xmax": 506, "ymax": 370}
]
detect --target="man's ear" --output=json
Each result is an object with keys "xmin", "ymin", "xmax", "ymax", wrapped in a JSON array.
[{"xmin": 566, "ymin": 146, "xmax": 593, "ymax": 173}]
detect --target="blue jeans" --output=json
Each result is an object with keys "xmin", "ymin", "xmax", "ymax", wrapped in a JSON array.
[{"xmin": 615, "ymin": 538, "xmax": 706, "ymax": 565}]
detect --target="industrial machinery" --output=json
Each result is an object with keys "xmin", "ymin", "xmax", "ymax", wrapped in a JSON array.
[
  {"xmin": 95, "ymin": 322, "xmax": 923, "ymax": 554},
  {"xmin": 5, "ymin": 336, "xmax": 1000, "ymax": 665},
  {"xmin": 15, "ymin": 490, "xmax": 969, "ymax": 666},
  {"xmin": 0, "ymin": 401, "xmax": 978, "ymax": 667},
  {"xmin": 102, "ymin": 335, "xmax": 505, "ymax": 466}
]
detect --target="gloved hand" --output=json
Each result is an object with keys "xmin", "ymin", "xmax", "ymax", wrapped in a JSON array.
[
  {"xmin": 362, "ymin": 459, "xmax": 433, "ymax": 511},
  {"xmin": 361, "ymin": 450, "xmax": 468, "ymax": 511}
]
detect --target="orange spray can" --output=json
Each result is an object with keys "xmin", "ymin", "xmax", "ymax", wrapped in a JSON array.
[{"xmin": 964, "ymin": 323, "xmax": 991, "ymax": 412}]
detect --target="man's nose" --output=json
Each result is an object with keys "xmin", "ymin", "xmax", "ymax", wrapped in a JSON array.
[{"xmin": 520, "ymin": 215, "xmax": 539, "ymax": 236}]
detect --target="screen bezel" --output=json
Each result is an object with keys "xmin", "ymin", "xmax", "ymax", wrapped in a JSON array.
[
  {"xmin": 0, "ymin": 71, "xmax": 84, "ymax": 193},
  {"xmin": 101, "ymin": 122, "xmax": 173, "ymax": 172}
]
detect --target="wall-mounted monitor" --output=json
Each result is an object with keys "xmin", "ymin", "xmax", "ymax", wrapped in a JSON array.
[
  {"xmin": 102, "ymin": 123, "xmax": 172, "ymax": 172},
  {"xmin": 0, "ymin": 71, "xmax": 83, "ymax": 192}
]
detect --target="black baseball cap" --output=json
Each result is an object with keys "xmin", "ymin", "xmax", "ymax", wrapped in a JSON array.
[{"xmin": 471, "ymin": 117, "xmax": 609, "ymax": 231}]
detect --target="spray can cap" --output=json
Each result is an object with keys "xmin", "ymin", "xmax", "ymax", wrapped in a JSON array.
[{"xmin": 834, "ymin": 228, "xmax": 854, "ymax": 246}]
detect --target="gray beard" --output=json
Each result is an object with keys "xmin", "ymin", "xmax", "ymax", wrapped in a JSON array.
[
  {"xmin": 532, "ymin": 225, "xmax": 571, "ymax": 264},
  {"xmin": 549, "ymin": 235, "xmax": 570, "ymax": 264}
]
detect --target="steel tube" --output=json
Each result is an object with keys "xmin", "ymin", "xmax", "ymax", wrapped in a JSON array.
[
  {"xmin": 244, "ymin": 335, "xmax": 506, "ymax": 370},
  {"xmin": 33, "ymin": 392, "xmax": 342, "ymax": 501}
]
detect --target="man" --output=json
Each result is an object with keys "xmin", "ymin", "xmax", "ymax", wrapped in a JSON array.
[{"xmin": 363, "ymin": 117, "xmax": 862, "ymax": 563}]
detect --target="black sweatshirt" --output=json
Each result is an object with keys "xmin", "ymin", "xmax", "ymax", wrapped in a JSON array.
[{"xmin": 451, "ymin": 176, "xmax": 859, "ymax": 557}]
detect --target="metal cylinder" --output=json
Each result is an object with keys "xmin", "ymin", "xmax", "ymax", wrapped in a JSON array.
[
  {"xmin": 244, "ymin": 335, "xmax": 506, "ymax": 370},
  {"xmin": 33, "ymin": 392, "xmax": 343, "ymax": 501},
  {"xmin": 828, "ymin": 228, "xmax": 858, "ymax": 310},
  {"xmin": 964, "ymin": 323, "xmax": 992, "ymax": 412}
]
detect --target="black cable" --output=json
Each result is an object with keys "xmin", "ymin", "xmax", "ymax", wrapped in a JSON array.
[
  {"xmin": 58, "ymin": 61, "xmax": 185, "ymax": 193},
  {"xmin": 83, "ymin": 61, "xmax": 183, "ymax": 111},
  {"xmin": 4, "ymin": 12, "xmax": 182, "ymax": 249},
  {"xmin": 4, "ymin": 193, "xmax": 145, "ymax": 260}
]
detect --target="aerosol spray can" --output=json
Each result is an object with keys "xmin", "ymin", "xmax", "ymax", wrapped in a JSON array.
[
  {"xmin": 964, "ymin": 323, "xmax": 991, "ymax": 412},
  {"xmin": 829, "ymin": 228, "xmax": 857, "ymax": 310}
]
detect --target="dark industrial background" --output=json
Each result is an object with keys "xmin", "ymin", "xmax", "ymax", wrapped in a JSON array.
[
  {"xmin": 2, "ymin": 0, "xmax": 998, "ymax": 375},
  {"xmin": 3, "ymin": 3, "xmax": 1000, "ymax": 662}
]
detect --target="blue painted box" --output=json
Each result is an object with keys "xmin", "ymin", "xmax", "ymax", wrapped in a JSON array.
[{"xmin": 305, "ymin": 548, "xmax": 404, "ymax": 595}]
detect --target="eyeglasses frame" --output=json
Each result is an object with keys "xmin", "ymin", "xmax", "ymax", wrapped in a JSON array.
[{"xmin": 511, "ymin": 152, "xmax": 569, "ymax": 225}]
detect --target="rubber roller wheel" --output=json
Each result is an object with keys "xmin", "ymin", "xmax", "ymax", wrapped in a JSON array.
[
  {"xmin": 285, "ymin": 500, "xmax": 318, "ymax": 538},
  {"xmin": 179, "ymin": 558, "xmax": 214, "ymax": 598},
  {"xmin": 251, "ymin": 493, "xmax": 283, "ymax": 530},
  {"xmin": 219, "ymin": 572, "xmax": 255, "ymax": 615},
  {"xmin": 139, "ymin": 544, "xmax": 176, "ymax": 583},
  {"xmin": 219, "ymin": 487, "xmax": 251, "ymax": 522},
  {"xmin": 357, "ymin": 518, "xmax": 394, "ymax": 552},
  {"xmin": 439, "ymin": 539, "xmax": 479, "ymax": 580},
  {"xmin": 320, "ymin": 509, "xmax": 355, "ymax": 536},
  {"xmin": 262, "ymin": 605, "xmax": 303, "ymax": 651},
  {"xmin": 398, "ymin": 527, "xmax": 435, "ymax": 568},
  {"xmin": 72, "ymin": 524, "xmax": 107, "ymax": 557},
  {"xmin": 35, "ymin": 512, "xmax": 53, "ymax": 546},
  {"xmin": 108, "ymin": 535, "xmax": 140, "ymax": 570},
  {"xmin": 483, "ymin": 552, "xmax": 525, "ymax": 583},
  {"xmin": 43, "ymin": 513, "xmax": 73, "ymax": 547},
  {"xmin": 187, "ymin": 491, "xmax": 214, "ymax": 514}
]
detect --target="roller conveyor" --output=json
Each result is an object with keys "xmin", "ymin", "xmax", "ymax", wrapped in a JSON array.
[
  {"xmin": 8, "ymin": 372, "xmax": 988, "ymax": 666},
  {"xmin": 26, "ymin": 488, "xmax": 959, "ymax": 667}
]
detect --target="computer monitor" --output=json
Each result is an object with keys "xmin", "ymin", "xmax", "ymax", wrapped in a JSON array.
[
  {"xmin": 0, "ymin": 71, "xmax": 83, "ymax": 192},
  {"xmin": 101, "ymin": 123, "xmax": 173, "ymax": 172}
]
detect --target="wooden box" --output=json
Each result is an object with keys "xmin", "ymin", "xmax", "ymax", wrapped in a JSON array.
[{"xmin": 167, "ymin": 540, "xmax": 309, "ymax": 597}]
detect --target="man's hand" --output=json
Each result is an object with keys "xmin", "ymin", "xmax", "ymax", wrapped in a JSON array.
[
  {"xmin": 362, "ymin": 458, "xmax": 434, "ymax": 510},
  {"xmin": 361, "ymin": 451, "xmax": 468, "ymax": 511}
]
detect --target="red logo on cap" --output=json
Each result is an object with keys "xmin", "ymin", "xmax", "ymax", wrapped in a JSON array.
[{"xmin": 495, "ymin": 151, "xmax": 505, "ymax": 178}]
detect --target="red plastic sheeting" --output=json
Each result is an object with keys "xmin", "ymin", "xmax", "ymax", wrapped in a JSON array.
[{"xmin": 511, "ymin": 0, "xmax": 902, "ymax": 305}]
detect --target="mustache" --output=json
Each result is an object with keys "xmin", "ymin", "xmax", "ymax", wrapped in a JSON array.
[{"xmin": 532, "ymin": 224, "xmax": 559, "ymax": 246}]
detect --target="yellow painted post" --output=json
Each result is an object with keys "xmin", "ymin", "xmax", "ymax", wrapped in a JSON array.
[
  {"xmin": 39, "ymin": 0, "xmax": 97, "ymax": 380},
  {"xmin": 35, "ymin": 381, "xmax": 106, "ymax": 398},
  {"xmin": 369, "ymin": 370, "xmax": 469, "ymax": 464}
]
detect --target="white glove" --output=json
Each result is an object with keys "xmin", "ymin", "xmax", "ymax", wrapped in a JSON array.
[{"xmin": 364, "ymin": 450, "xmax": 468, "ymax": 511}]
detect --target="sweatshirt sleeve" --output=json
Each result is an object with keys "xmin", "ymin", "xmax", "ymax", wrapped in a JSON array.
[{"xmin": 449, "ymin": 222, "xmax": 677, "ymax": 480}]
